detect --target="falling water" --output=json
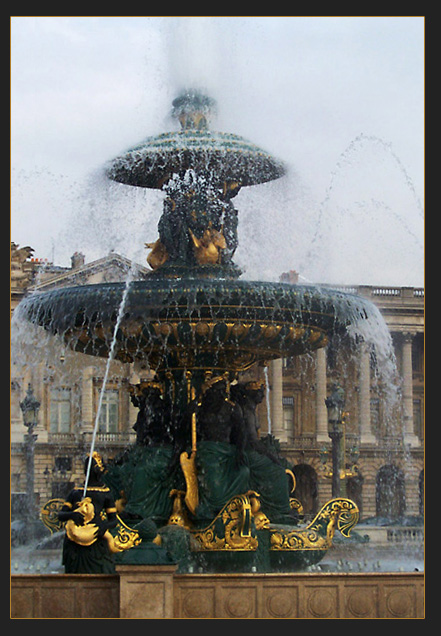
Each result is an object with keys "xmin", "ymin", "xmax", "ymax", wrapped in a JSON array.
[
  {"xmin": 301, "ymin": 132, "xmax": 423, "ymax": 285},
  {"xmin": 10, "ymin": 20, "xmax": 423, "ymax": 578},
  {"xmin": 82, "ymin": 267, "xmax": 135, "ymax": 496},
  {"xmin": 346, "ymin": 299, "xmax": 401, "ymax": 419},
  {"xmin": 263, "ymin": 365, "xmax": 272, "ymax": 435}
]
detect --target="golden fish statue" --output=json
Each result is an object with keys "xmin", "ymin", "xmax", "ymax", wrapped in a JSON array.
[
  {"xmin": 145, "ymin": 239, "xmax": 169, "ymax": 270},
  {"xmin": 189, "ymin": 224, "xmax": 227, "ymax": 265}
]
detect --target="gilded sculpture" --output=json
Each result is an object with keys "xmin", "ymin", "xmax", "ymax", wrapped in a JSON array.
[
  {"xmin": 30, "ymin": 91, "xmax": 363, "ymax": 573},
  {"xmin": 57, "ymin": 453, "xmax": 140, "ymax": 573}
]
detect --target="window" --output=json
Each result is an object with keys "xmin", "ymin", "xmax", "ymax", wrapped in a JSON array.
[
  {"xmin": 50, "ymin": 388, "xmax": 71, "ymax": 433},
  {"xmin": 282, "ymin": 396, "xmax": 294, "ymax": 431},
  {"xmin": 55, "ymin": 456, "xmax": 72, "ymax": 473},
  {"xmin": 98, "ymin": 389, "xmax": 119, "ymax": 433}
]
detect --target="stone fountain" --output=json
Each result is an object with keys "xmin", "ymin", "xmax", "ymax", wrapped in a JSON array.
[{"xmin": 16, "ymin": 90, "xmax": 382, "ymax": 575}]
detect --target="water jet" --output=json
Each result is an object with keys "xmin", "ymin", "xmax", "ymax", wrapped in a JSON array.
[{"xmin": 15, "ymin": 90, "xmax": 407, "ymax": 576}]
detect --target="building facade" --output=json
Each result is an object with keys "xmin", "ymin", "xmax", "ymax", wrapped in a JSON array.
[{"xmin": 11, "ymin": 245, "xmax": 424, "ymax": 521}]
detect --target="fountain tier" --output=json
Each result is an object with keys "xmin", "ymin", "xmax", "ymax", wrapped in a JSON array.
[
  {"xmin": 106, "ymin": 91, "xmax": 285, "ymax": 189},
  {"xmin": 17, "ymin": 90, "xmax": 368, "ymax": 573},
  {"xmin": 18, "ymin": 278, "xmax": 371, "ymax": 373}
]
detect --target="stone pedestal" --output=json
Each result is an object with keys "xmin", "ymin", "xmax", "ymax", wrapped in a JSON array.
[
  {"xmin": 117, "ymin": 565, "xmax": 176, "ymax": 618},
  {"xmin": 11, "ymin": 570, "xmax": 424, "ymax": 618}
]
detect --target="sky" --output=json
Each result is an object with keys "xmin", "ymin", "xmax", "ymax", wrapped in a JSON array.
[{"xmin": 11, "ymin": 16, "xmax": 424, "ymax": 286}]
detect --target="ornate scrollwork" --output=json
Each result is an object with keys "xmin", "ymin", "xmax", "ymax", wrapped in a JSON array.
[
  {"xmin": 110, "ymin": 515, "xmax": 142, "ymax": 552},
  {"xmin": 40, "ymin": 498, "xmax": 66, "ymax": 534},
  {"xmin": 270, "ymin": 498, "xmax": 359, "ymax": 551},
  {"xmin": 192, "ymin": 493, "xmax": 258, "ymax": 551},
  {"xmin": 289, "ymin": 497, "xmax": 304, "ymax": 516}
]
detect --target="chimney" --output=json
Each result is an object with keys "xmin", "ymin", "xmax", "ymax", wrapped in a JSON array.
[
  {"xmin": 280, "ymin": 270, "xmax": 299, "ymax": 284},
  {"xmin": 71, "ymin": 252, "xmax": 85, "ymax": 269}
]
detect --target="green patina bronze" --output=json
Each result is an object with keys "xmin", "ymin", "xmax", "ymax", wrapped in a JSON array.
[{"xmin": 25, "ymin": 91, "xmax": 366, "ymax": 572}]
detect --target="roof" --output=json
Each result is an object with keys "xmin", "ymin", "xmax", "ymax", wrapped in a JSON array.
[{"xmin": 32, "ymin": 251, "xmax": 150, "ymax": 291}]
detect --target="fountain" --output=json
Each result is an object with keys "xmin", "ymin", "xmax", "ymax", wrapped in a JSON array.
[
  {"xmin": 14, "ymin": 88, "xmax": 376, "ymax": 572},
  {"xmin": 12, "ymin": 89, "xmax": 423, "ymax": 617}
]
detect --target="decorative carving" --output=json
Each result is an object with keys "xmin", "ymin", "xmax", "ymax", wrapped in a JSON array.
[
  {"xmin": 189, "ymin": 224, "xmax": 227, "ymax": 265},
  {"xmin": 11, "ymin": 242, "xmax": 34, "ymax": 290},
  {"xmin": 386, "ymin": 588, "xmax": 414, "ymax": 618},
  {"xmin": 265, "ymin": 590, "xmax": 297, "ymax": 618},
  {"xmin": 180, "ymin": 379, "xmax": 199, "ymax": 515},
  {"xmin": 224, "ymin": 589, "xmax": 255, "ymax": 617},
  {"xmin": 306, "ymin": 588, "xmax": 336, "ymax": 618},
  {"xmin": 145, "ymin": 239, "xmax": 168, "ymax": 270},
  {"xmin": 182, "ymin": 589, "xmax": 215, "ymax": 618},
  {"xmin": 57, "ymin": 453, "xmax": 141, "ymax": 572},
  {"xmin": 248, "ymin": 491, "xmax": 270, "ymax": 529},
  {"xmin": 346, "ymin": 587, "xmax": 377, "ymax": 617},
  {"xmin": 40, "ymin": 498, "xmax": 66, "ymax": 534},
  {"xmin": 168, "ymin": 489, "xmax": 191, "ymax": 529},
  {"xmin": 270, "ymin": 498, "xmax": 359, "ymax": 551},
  {"xmin": 289, "ymin": 498, "xmax": 304, "ymax": 516},
  {"xmin": 64, "ymin": 497, "xmax": 141, "ymax": 553},
  {"xmin": 191, "ymin": 493, "xmax": 258, "ymax": 551}
]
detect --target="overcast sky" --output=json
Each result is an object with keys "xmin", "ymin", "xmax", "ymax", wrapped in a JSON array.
[{"xmin": 11, "ymin": 16, "xmax": 424, "ymax": 286}]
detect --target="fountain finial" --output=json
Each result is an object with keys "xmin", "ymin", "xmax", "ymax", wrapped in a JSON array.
[{"xmin": 172, "ymin": 89, "xmax": 216, "ymax": 130}]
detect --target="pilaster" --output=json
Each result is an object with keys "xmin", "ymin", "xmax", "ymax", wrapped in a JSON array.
[
  {"xmin": 401, "ymin": 333, "xmax": 419, "ymax": 447},
  {"xmin": 359, "ymin": 342, "xmax": 376, "ymax": 444},
  {"xmin": 315, "ymin": 347, "xmax": 329, "ymax": 443},
  {"xmin": 270, "ymin": 358, "xmax": 286, "ymax": 441}
]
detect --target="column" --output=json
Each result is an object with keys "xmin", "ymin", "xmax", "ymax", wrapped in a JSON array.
[
  {"xmin": 359, "ymin": 342, "xmax": 376, "ymax": 443},
  {"xmin": 81, "ymin": 366, "xmax": 95, "ymax": 433},
  {"xmin": 315, "ymin": 347, "xmax": 329, "ymax": 443},
  {"xmin": 402, "ymin": 333, "xmax": 419, "ymax": 447},
  {"xmin": 270, "ymin": 358, "xmax": 286, "ymax": 442},
  {"xmin": 35, "ymin": 362, "xmax": 48, "ymax": 442}
]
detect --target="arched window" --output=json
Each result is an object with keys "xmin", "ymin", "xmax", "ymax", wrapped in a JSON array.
[{"xmin": 376, "ymin": 464, "xmax": 405, "ymax": 519}]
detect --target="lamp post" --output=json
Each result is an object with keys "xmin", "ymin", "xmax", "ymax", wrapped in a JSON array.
[
  {"xmin": 325, "ymin": 383, "xmax": 346, "ymax": 497},
  {"xmin": 20, "ymin": 384, "xmax": 40, "ymax": 536}
]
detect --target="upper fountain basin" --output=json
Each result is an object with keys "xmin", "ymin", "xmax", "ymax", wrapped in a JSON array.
[{"xmin": 106, "ymin": 129, "xmax": 286, "ymax": 189}]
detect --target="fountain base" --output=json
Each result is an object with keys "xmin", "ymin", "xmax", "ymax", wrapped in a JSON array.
[{"xmin": 11, "ymin": 569, "xmax": 424, "ymax": 618}]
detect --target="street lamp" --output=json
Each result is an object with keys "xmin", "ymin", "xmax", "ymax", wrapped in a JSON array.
[
  {"xmin": 20, "ymin": 383, "xmax": 40, "ymax": 431},
  {"xmin": 19, "ymin": 384, "xmax": 40, "ymax": 536}
]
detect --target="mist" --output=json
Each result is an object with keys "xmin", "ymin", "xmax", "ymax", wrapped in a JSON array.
[{"xmin": 11, "ymin": 16, "xmax": 424, "ymax": 286}]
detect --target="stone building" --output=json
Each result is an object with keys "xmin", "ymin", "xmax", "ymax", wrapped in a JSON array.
[
  {"xmin": 10, "ymin": 244, "xmax": 424, "ymax": 521},
  {"xmin": 254, "ymin": 281, "xmax": 424, "ymax": 519}
]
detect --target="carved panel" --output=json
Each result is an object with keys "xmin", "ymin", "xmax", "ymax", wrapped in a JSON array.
[
  {"xmin": 305, "ymin": 586, "xmax": 338, "ymax": 618},
  {"xmin": 180, "ymin": 587, "xmax": 215, "ymax": 618},
  {"xmin": 345, "ymin": 585, "xmax": 379, "ymax": 618},
  {"xmin": 263, "ymin": 585, "xmax": 299, "ymax": 618},
  {"xmin": 11, "ymin": 571, "xmax": 424, "ymax": 618},
  {"xmin": 219, "ymin": 586, "xmax": 257, "ymax": 618},
  {"xmin": 383, "ymin": 584, "xmax": 417, "ymax": 618}
]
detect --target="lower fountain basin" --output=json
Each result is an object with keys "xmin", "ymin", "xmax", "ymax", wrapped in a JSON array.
[{"xmin": 17, "ymin": 278, "xmax": 372, "ymax": 372}]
